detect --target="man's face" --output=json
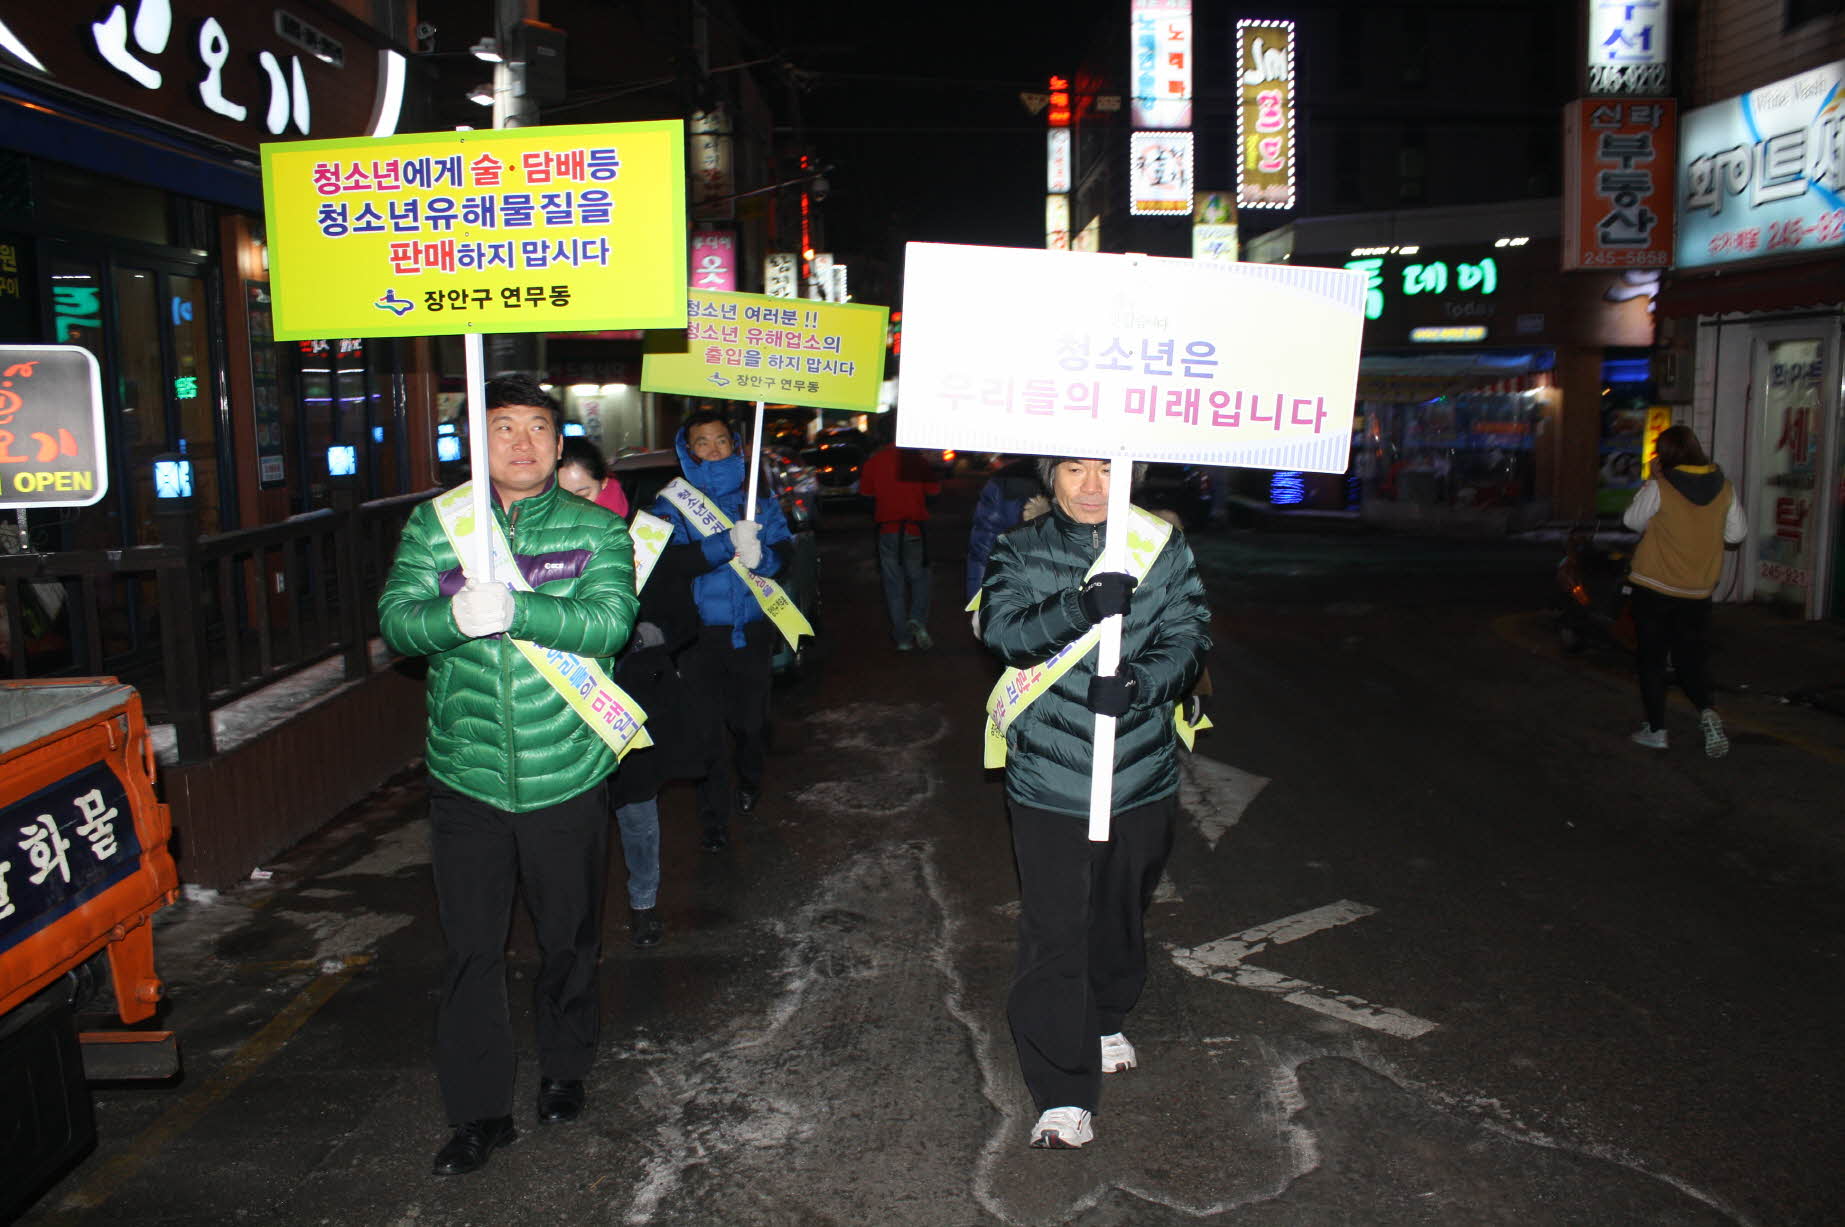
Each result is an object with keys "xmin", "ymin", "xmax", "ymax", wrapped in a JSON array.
[
  {"xmin": 1052, "ymin": 459, "xmax": 1111, "ymax": 524},
  {"xmin": 686, "ymin": 420, "xmax": 734, "ymax": 462},
  {"xmin": 486, "ymin": 404, "xmax": 563, "ymax": 502}
]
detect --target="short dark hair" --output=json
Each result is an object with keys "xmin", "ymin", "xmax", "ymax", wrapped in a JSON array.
[
  {"xmin": 485, "ymin": 376, "xmax": 561, "ymax": 428},
  {"xmin": 558, "ymin": 436, "xmax": 607, "ymax": 481},
  {"xmin": 1036, "ymin": 457, "xmax": 1147, "ymax": 491},
  {"xmin": 1653, "ymin": 424, "xmax": 1709, "ymax": 471},
  {"xmin": 682, "ymin": 408, "xmax": 731, "ymax": 439}
]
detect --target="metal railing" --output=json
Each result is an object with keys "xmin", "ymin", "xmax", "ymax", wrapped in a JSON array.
[{"xmin": 1, "ymin": 489, "xmax": 439, "ymax": 762}]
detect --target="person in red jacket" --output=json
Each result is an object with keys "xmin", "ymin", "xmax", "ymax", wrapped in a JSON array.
[{"xmin": 857, "ymin": 434, "xmax": 941, "ymax": 650}]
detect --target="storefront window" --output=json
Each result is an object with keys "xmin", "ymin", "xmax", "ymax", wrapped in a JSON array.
[
  {"xmin": 37, "ymin": 161, "xmax": 170, "ymax": 248},
  {"xmin": 113, "ymin": 266, "xmax": 167, "ymax": 545},
  {"xmin": 168, "ymin": 274, "xmax": 222, "ymax": 534},
  {"xmin": 1356, "ymin": 388, "xmax": 1541, "ymax": 509},
  {"xmin": 1753, "ymin": 338, "xmax": 1824, "ymax": 609}
]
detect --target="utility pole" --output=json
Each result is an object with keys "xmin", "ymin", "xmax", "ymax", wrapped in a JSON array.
[
  {"xmin": 492, "ymin": 0, "xmax": 540, "ymax": 130},
  {"xmin": 488, "ymin": 0, "xmax": 541, "ymax": 375}
]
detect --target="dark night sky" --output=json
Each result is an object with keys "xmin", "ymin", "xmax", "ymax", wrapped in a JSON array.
[{"xmin": 751, "ymin": 3, "xmax": 1122, "ymax": 260}]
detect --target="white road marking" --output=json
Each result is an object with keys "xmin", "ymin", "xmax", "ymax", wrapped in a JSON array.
[
  {"xmin": 1171, "ymin": 900, "xmax": 1439, "ymax": 1040},
  {"xmin": 1178, "ymin": 752, "xmax": 1269, "ymax": 849}
]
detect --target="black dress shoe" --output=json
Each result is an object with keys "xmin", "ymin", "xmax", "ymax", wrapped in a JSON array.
[
  {"xmin": 629, "ymin": 907, "xmax": 663, "ymax": 948},
  {"xmin": 536, "ymin": 1078, "xmax": 586, "ymax": 1124},
  {"xmin": 432, "ymin": 1116, "xmax": 517, "ymax": 1175},
  {"xmin": 700, "ymin": 827, "xmax": 728, "ymax": 852},
  {"xmin": 736, "ymin": 786, "xmax": 760, "ymax": 814}
]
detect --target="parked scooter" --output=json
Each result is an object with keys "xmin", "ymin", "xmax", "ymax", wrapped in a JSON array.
[{"xmin": 1555, "ymin": 525, "xmax": 1636, "ymax": 654}]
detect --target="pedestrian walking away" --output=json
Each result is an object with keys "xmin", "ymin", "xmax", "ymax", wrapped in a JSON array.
[
  {"xmin": 1621, "ymin": 424, "xmax": 1747, "ymax": 757},
  {"xmin": 978, "ymin": 457, "xmax": 1212, "ymax": 1149},
  {"xmin": 858, "ymin": 429, "xmax": 942, "ymax": 650},
  {"xmin": 647, "ymin": 409, "xmax": 797, "ymax": 852},
  {"xmin": 377, "ymin": 376, "xmax": 639, "ymax": 1175}
]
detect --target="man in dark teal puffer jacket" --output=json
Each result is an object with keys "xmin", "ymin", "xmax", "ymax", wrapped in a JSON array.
[
  {"xmin": 379, "ymin": 377, "xmax": 636, "ymax": 1176},
  {"xmin": 979, "ymin": 457, "xmax": 1211, "ymax": 1151}
]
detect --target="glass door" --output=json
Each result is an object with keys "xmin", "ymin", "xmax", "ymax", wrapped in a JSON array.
[{"xmin": 1748, "ymin": 325, "xmax": 1842, "ymax": 618}]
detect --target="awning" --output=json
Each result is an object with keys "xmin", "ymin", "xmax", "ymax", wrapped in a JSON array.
[
  {"xmin": 0, "ymin": 78, "xmax": 261, "ymax": 211},
  {"xmin": 1656, "ymin": 252, "xmax": 1845, "ymax": 318}
]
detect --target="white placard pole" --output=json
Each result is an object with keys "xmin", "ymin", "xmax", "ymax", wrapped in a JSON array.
[
  {"xmin": 743, "ymin": 399, "xmax": 765, "ymax": 522},
  {"xmin": 1086, "ymin": 457, "xmax": 1135, "ymax": 843},
  {"xmin": 463, "ymin": 331, "xmax": 493, "ymax": 581}
]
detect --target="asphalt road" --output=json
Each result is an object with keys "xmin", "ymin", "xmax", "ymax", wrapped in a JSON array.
[{"xmin": 22, "ymin": 479, "xmax": 1844, "ymax": 1226}]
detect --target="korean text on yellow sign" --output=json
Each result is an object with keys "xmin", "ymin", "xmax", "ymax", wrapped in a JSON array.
[
  {"xmin": 641, "ymin": 290, "xmax": 889, "ymax": 412},
  {"xmin": 260, "ymin": 121, "xmax": 687, "ymax": 341}
]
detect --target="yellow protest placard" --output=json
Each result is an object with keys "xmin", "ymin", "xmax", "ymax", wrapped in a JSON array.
[
  {"xmin": 260, "ymin": 122, "xmax": 687, "ymax": 340},
  {"xmin": 641, "ymin": 290, "xmax": 888, "ymax": 412}
]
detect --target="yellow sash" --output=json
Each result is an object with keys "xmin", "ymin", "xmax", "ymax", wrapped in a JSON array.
[
  {"xmin": 431, "ymin": 483, "xmax": 652, "ymax": 760},
  {"xmin": 1174, "ymin": 704, "xmax": 1214, "ymax": 749},
  {"xmin": 657, "ymin": 478, "xmax": 815, "ymax": 649},
  {"xmin": 627, "ymin": 510, "xmax": 672, "ymax": 591},
  {"xmin": 982, "ymin": 507, "xmax": 1173, "ymax": 768}
]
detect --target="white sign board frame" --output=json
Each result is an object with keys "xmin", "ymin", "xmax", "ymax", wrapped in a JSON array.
[{"xmin": 895, "ymin": 243, "xmax": 1365, "ymax": 474}]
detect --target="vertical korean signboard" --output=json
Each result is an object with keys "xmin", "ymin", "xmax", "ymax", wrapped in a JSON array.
[
  {"xmin": 1130, "ymin": 0, "xmax": 1192, "ymax": 130},
  {"xmin": 692, "ymin": 231, "xmax": 737, "ymax": 293},
  {"xmin": 1131, "ymin": 132, "xmax": 1194, "ymax": 215},
  {"xmin": 1562, "ymin": 98, "xmax": 1676, "ymax": 269},
  {"xmin": 260, "ymin": 121, "xmax": 687, "ymax": 339},
  {"xmin": 1675, "ymin": 60, "xmax": 1845, "ymax": 271},
  {"xmin": 1586, "ymin": 0, "xmax": 1669, "ymax": 95},
  {"xmin": 1192, "ymin": 191, "xmax": 1238, "ymax": 263},
  {"xmin": 1236, "ymin": 20, "xmax": 1296, "ymax": 210}
]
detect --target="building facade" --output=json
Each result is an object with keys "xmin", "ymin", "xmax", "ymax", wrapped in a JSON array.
[
  {"xmin": 1655, "ymin": 0, "xmax": 1845, "ymax": 619},
  {"xmin": 0, "ymin": 3, "xmax": 435, "ymax": 553}
]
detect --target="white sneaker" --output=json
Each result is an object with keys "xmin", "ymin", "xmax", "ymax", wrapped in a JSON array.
[
  {"xmin": 1631, "ymin": 724, "xmax": 1667, "ymax": 750},
  {"xmin": 1030, "ymin": 1106, "xmax": 1093, "ymax": 1149},
  {"xmin": 1100, "ymin": 1032, "xmax": 1137, "ymax": 1073},
  {"xmin": 1700, "ymin": 709, "xmax": 1729, "ymax": 758}
]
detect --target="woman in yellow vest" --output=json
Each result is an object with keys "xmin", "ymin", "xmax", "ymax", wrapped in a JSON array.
[{"xmin": 1621, "ymin": 425, "xmax": 1748, "ymax": 756}]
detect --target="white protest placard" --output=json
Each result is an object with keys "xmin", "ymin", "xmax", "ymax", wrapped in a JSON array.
[
  {"xmin": 894, "ymin": 242, "xmax": 1365, "ymax": 473},
  {"xmin": 901, "ymin": 242, "xmax": 1365, "ymax": 842}
]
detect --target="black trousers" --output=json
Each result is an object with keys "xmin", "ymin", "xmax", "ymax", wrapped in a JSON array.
[
  {"xmin": 1007, "ymin": 794, "xmax": 1177, "ymax": 1114},
  {"xmin": 429, "ymin": 778, "xmax": 609, "ymax": 1125},
  {"xmin": 678, "ymin": 621, "xmax": 776, "ymax": 834},
  {"xmin": 1630, "ymin": 584, "xmax": 1714, "ymax": 729}
]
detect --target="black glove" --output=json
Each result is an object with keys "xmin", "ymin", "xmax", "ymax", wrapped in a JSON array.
[
  {"xmin": 1085, "ymin": 670, "xmax": 1138, "ymax": 717},
  {"xmin": 1078, "ymin": 572, "xmax": 1137, "ymax": 623},
  {"xmin": 1183, "ymin": 693, "xmax": 1208, "ymax": 727}
]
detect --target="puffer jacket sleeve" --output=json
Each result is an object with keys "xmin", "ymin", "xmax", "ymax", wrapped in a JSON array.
[
  {"xmin": 1122, "ymin": 535, "xmax": 1211, "ymax": 707},
  {"xmin": 653, "ymin": 495, "xmax": 733, "ymax": 574},
  {"xmin": 749, "ymin": 494, "xmax": 792, "ymax": 578},
  {"xmin": 510, "ymin": 510, "xmax": 638, "ymax": 658},
  {"xmin": 979, "ymin": 529, "xmax": 1090, "ymax": 665},
  {"xmin": 378, "ymin": 502, "xmax": 470, "ymax": 657}
]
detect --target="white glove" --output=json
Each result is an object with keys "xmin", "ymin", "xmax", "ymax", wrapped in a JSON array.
[
  {"xmin": 452, "ymin": 580, "xmax": 515, "ymax": 637},
  {"xmin": 730, "ymin": 519, "xmax": 763, "ymax": 570}
]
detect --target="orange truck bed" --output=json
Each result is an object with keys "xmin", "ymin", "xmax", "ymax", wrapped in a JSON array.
[
  {"xmin": 1, "ymin": 678, "xmax": 180, "ymax": 1218},
  {"xmin": 1, "ymin": 678, "xmax": 179, "ymax": 1022}
]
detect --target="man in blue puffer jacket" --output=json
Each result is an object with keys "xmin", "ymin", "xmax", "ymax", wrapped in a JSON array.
[{"xmin": 649, "ymin": 409, "xmax": 794, "ymax": 851}]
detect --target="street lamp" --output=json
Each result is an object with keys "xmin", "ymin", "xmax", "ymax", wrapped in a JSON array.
[
  {"xmin": 467, "ymin": 82, "xmax": 495, "ymax": 107},
  {"xmin": 469, "ymin": 36, "xmax": 503, "ymax": 63}
]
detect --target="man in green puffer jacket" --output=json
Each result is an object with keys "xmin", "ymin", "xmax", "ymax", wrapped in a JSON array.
[
  {"xmin": 378, "ymin": 377, "xmax": 637, "ymax": 1176},
  {"xmin": 979, "ymin": 457, "xmax": 1211, "ymax": 1151}
]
